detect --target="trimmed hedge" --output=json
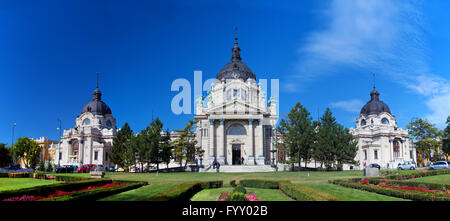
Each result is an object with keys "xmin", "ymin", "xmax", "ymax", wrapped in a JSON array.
[
  {"xmin": 0, "ymin": 173, "xmax": 8, "ymax": 178},
  {"xmin": 147, "ymin": 180, "xmax": 223, "ymax": 201},
  {"xmin": 54, "ymin": 175, "xmax": 90, "ymax": 182},
  {"xmin": 8, "ymin": 172, "xmax": 31, "ymax": 178},
  {"xmin": 39, "ymin": 181, "xmax": 148, "ymax": 201},
  {"xmin": 0, "ymin": 179, "xmax": 111, "ymax": 201},
  {"xmin": 279, "ymin": 181, "xmax": 339, "ymax": 201},
  {"xmin": 239, "ymin": 179, "xmax": 338, "ymax": 201},
  {"xmin": 331, "ymin": 179, "xmax": 450, "ymax": 201},
  {"xmin": 385, "ymin": 169, "xmax": 450, "ymax": 180},
  {"xmin": 239, "ymin": 179, "xmax": 280, "ymax": 189}
]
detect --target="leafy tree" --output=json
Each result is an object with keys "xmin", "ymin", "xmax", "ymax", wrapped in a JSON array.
[
  {"xmin": 334, "ymin": 124, "xmax": 359, "ymax": 169},
  {"xmin": 46, "ymin": 161, "xmax": 53, "ymax": 172},
  {"xmin": 38, "ymin": 160, "xmax": 45, "ymax": 171},
  {"xmin": 146, "ymin": 118, "xmax": 165, "ymax": 172},
  {"xmin": 0, "ymin": 143, "xmax": 11, "ymax": 168},
  {"xmin": 134, "ymin": 130, "xmax": 149, "ymax": 173},
  {"xmin": 407, "ymin": 117, "xmax": 442, "ymax": 166},
  {"xmin": 110, "ymin": 123, "xmax": 134, "ymax": 169},
  {"xmin": 172, "ymin": 120, "xmax": 199, "ymax": 168},
  {"xmin": 13, "ymin": 137, "xmax": 41, "ymax": 168},
  {"xmin": 442, "ymin": 116, "xmax": 450, "ymax": 159},
  {"xmin": 316, "ymin": 108, "xmax": 338, "ymax": 170},
  {"xmin": 161, "ymin": 130, "xmax": 173, "ymax": 169},
  {"xmin": 278, "ymin": 102, "xmax": 315, "ymax": 169}
]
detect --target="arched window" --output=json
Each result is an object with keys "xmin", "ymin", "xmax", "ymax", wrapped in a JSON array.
[
  {"xmin": 106, "ymin": 120, "xmax": 112, "ymax": 128},
  {"xmin": 393, "ymin": 141, "xmax": 400, "ymax": 158},
  {"xmin": 82, "ymin": 118, "xmax": 91, "ymax": 126},
  {"xmin": 227, "ymin": 124, "xmax": 246, "ymax": 135},
  {"xmin": 360, "ymin": 119, "xmax": 366, "ymax": 126},
  {"xmin": 381, "ymin": 118, "xmax": 389, "ymax": 125}
]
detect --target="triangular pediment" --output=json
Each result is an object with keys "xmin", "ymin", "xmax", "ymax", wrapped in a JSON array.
[{"xmin": 207, "ymin": 100, "xmax": 266, "ymax": 115}]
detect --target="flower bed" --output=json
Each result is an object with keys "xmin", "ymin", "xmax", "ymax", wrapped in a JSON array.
[
  {"xmin": 3, "ymin": 183, "xmax": 127, "ymax": 201},
  {"xmin": 218, "ymin": 186, "xmax": 259, "ymax": 201},
  {"xmin": 331, "ymin": 179, "xmax": 450, "ymax": 201}
]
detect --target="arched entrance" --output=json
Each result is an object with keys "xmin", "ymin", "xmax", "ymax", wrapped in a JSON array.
[{"xmin": 232, "ymin": 144, "xmax": 241, "ymax": 165}]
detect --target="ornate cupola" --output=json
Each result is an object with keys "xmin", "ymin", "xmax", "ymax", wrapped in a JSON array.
[
  {"xmin": 360, "ymin": 74, "xmax": 391, "ymax": 116},
  {"xmin": 216, "ymin": 27, "xmax": 256, "ymax": 82},
  {"xmin": 81, "ymin": 72, "xmax": 112, "ymax": 116}
]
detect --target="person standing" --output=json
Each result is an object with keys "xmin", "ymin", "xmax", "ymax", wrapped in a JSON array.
[{"xmin": 241, "ymin": 157, "xmax": 244, "ymax": 165}]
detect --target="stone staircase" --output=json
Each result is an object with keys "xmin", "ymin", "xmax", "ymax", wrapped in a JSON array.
[{"xmin": 203, "ymin": 165, "xmax": 275, "ymax": 173}]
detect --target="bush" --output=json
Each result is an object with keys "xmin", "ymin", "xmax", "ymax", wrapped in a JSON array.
[
  {"xmin": 148, "ymin": 180, "xmax": 222, "ymax": 201},
  {"xmin": 46, "ymin": 162, "xmax": 53, "ymax": 172},
  {"xmin": 230, "ymin": 180, "xmax": 237, "ymax": 187},
  {"xmin": 37, "ymin": 161, "xmax": 45, "ymax": 172},
  {"xmin": 225, "ymin": 192, "xmax": 248, "ymax": 201},
  {"xmin": 8, "ymin": 172, "xmax": 31, "ymax": 178},
  {"xmin": 279, "ymin": 181, "xmax": 338, "ymax": 201},
  {"xmin": 54, "ymin": 175, "xmax": 90, "ymax": 182},
  {"xmin": 0, "ymin": 173, "xmax": 8, "ymax": 178},
  {"xmin": 239, "ymin": 179, "xmax": 280, "ymax": 189},
  {"xmin": 385, "ymin": 169, "xmax": 450, "ymax": 180},
  {"xmin": 0, "ymin": 179, "xmax": 111, "ymax": 201},
  {"xmin": 233, "ymin": 186, "xmax": 247, "ymax": 194},
  {"xmin": 39, "ymin": 182, "xmax": 147, "ymax": 201}
]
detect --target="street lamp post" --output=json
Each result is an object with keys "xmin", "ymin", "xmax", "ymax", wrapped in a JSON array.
[
  {"xmin": 11, "ymin": 123, "xmax": 16, "ymax": 166},
  {"xmin": 57, "ymin": 119, "xmax": 62, "ymax": 168}
]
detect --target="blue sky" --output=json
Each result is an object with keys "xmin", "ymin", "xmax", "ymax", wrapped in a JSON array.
[{"xmin": 0, "ymin": 0, "xmax": 449, "ymax": 144}]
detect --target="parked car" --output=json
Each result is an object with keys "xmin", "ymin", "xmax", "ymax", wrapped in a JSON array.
[
  {"xmin": 397, "ymin": 161, "xmax": 416, "ymax": 170},
  {"xmin": 55, "ymin": 165, "xmax": 76, "ymax": 173},
  {"xmin": 367, "ymin": 163, "xmax": 381, "ymax": 170},
  {"xmin": 429, "ymin": 161, "xmax": 449, "ymax": 170},
  {"xmin": 117, "ymin": 168, "xmax": 125, "ymax": 172},
  {"xmin": 77, "ymin": 164, "xmax": 97, "ymax": 173}
]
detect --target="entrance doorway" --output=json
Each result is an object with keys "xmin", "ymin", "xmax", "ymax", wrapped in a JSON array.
[{"xmin": 232, "ymin": 144, "xmax": 241, "ymax": 165}]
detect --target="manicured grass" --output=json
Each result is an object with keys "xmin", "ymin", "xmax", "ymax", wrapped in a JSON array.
[
  {"xmin": 190, "ymin": 187, "xmax": 293, "ymax": 201},
  {"xmin": 302, "ymin": 183, "xmax": 410, "ymax": 201},
  {"xmin": 90, "ymin": 170, "xmax": 409, "ymax": 201},
  {"xmin": 0, "ymin": 178, "xmax": 60, "ymax": 191},
  {"xmin": 408, "ymin": 174, "xmax": 450, "ymax": 185}
]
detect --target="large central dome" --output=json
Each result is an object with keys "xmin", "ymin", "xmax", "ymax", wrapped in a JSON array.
[
  {"xmin": 360, "ymin": 87, "xmax": 391, "ymax": 116},
  {"xmin": 81, "ymin": 87, "xmax": 112, "ymax": 116},
  {"xmin": 216, "ymin": 37, "xmax": 256, "ymax": 82}
]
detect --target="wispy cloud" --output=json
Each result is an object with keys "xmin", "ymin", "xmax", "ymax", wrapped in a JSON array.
[
  {"xmin": 330, "ymin": 99, "xmax": 364, "ymax": 113},
  {"xmin": 287, "ymin": 0, "xmax": 449, "ymax": 127}
]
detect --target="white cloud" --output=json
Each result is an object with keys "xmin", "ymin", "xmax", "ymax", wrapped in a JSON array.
[
  {"xmin": 330, "ymin": 99, "xmax": 364, "ymax": 113},
  {"xmin": 288, "ymin": 0, "xmax": 449, "ymax": 127}
]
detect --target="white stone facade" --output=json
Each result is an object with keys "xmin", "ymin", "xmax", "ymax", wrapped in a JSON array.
[
  {"xmin": 56, "ymin": 86, "xmax": 117, "ymax": 167},
  {"xmin": 194, "ymin": 39, "xmax": 278, "ymax": 166},
  {"xmin": 350, "ymin": 88, "xmax": 416, "ymax": 170}
]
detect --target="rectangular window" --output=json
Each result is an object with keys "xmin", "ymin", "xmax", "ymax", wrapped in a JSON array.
[
  {"xmin": 374, "ymin": 150, "xmax": 378, "ymax": 160},
  {"xmin": 364, "ymin": 150, "xmax": 367, "ymax": 160},
  {"xmin": 59, "ymin": 152, "xmax": 62, "ymax": 160},
  {"xmin": 94, "ymin": 151, "xmax": 98, "ymax": 161},
  {"xmin": 105, "ymin": 152, "xmax": 108, "ymax": 161}
]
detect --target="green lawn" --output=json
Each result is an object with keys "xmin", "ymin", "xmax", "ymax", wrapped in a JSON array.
[
  {"xmin": 89, "ymin": 170, "xmax": 409, "ymax": 201},
  {"xmin": 5, "ymin": 170, "xmax": 438, "ymax": 201},
  {"xmin": 190, "ymin": 187, "xmax": 293, "ymax": 201},
  {"xmin": 408, "ymin": 173, "xmax": 450, "ymax": 185},
  {"xmin": 0, "ymin": 178, "xmax": 60, "ymax": 191}
]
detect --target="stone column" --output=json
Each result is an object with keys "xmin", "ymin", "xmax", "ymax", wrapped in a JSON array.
[
  {"xmin": 79, "ymin": 140, "xmax": 84, "ymax": 166},
  {"xmin": 256, "ymin": 118, "xmax": 265, "ymax": 165},
  {"xmin": 217, "ymin": 119, "xmax": 225, "ymax": 165},
  {"xmin": 209, "ymin": 119, "xmax": 215, "ymax": 165},
  {"xmin": 401, "ymin": 139, "xmax": 405, "ymax": 161},
  {"xmin": 389, "ymin": 139, "xmax": 393, "ymax": 167},
  {"xmin": 248, "ymin": 118, "xmax": 255, "ymax": 165}
]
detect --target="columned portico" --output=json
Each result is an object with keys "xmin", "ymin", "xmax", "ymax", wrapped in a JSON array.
[
  {"xmin": 193, "ymin": 34, "xmax": 278, "ymax": 167},
  {"xmin": 247, "ymin": 118, "xmax": 255, "ymax": 165}
]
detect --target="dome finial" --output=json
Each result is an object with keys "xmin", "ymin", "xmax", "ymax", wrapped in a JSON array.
[
  {"xmin": 373, "ymin": 73, "xmax": 376, "ymax": 90},
  {"xmin": 93, "ymin": 72, "xmax": 102, "ymax": 101},
  {"xmin": 231, "ymin": 26, "xmax": 241, "ymax": 62}
]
